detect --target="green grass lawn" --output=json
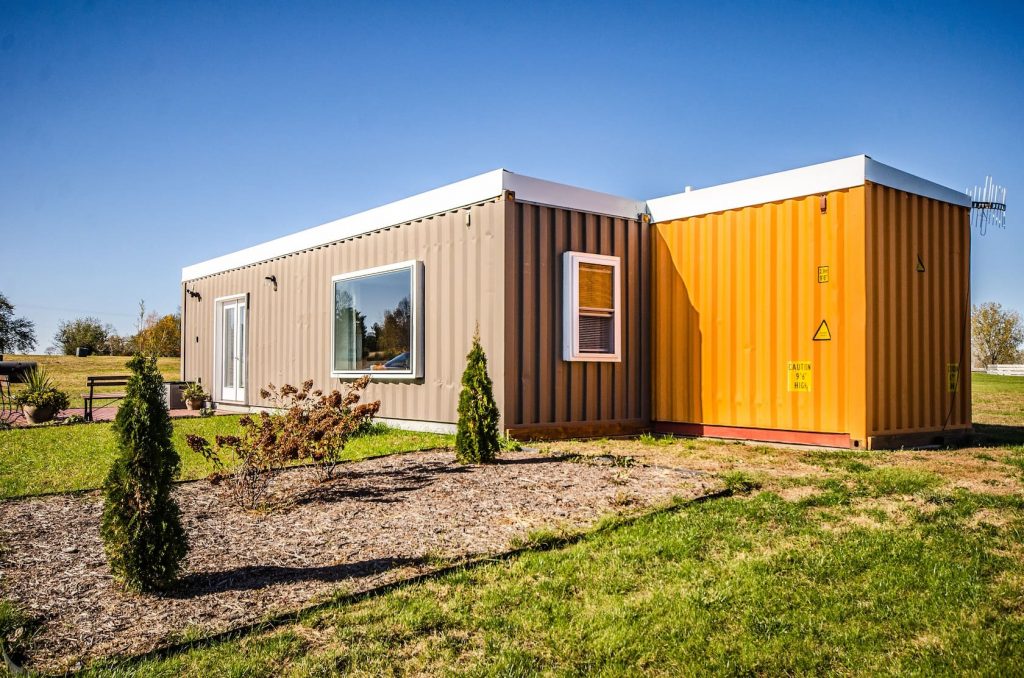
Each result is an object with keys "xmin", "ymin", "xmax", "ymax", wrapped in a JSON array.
[
  {"xmin": 3, "ymin": 354, "xmax": 180, "ymax": 409},
  {"xmin": 4, "ymin": 374, "xmax": 1024, "ymax": 675},
  {"xmin": 82, "ymin": 486, "xmax": 1024, "ymax": 677},
  {"xmin": 0, "ymin": 418, "xmax": 452, "ymax": 499},
  {"xmin": 972, "ymin": 372, "xmax": 1024, "ymax": 443}
]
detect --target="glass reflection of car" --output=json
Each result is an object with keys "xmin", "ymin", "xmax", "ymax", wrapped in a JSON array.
[{"xmin": 372, "ymin": 351, "xmax": 409, "ymax": 371}]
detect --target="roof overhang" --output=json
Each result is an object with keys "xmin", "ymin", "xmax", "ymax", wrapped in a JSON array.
[
  {"xmin": 182, "ymin": 155, "xmax": 972, "ymax": 282},
  {"xmin": 182, "ymin": 170, "xmax": 646, "ymax": 281},
  {"xmin": 646, "ymin": 155, "xmax": 972, "ymax": 224}
]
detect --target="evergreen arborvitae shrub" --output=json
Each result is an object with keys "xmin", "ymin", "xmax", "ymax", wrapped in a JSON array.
[
  {"xmin": 100, "ymin": 354, "xmax": 188, "ymax": 592},
  {"xmin": 455, "ymin": 330, "xmax": 500, "ymax": 463}
]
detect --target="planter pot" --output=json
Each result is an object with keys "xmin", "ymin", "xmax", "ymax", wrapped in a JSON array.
[
  {"xmin": 185, "ymin": 398, "xmax": 203, "ymax": 411},
  {"xmin": 23, "ymin": 404, "xmax": 56, "ymax": 424}
]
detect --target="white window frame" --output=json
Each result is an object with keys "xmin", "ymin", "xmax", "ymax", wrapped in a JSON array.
[
  {"xmin": 562, "ymin": 251, "xmax": 622, "ymax": 362},
  {"xmin": 330, "ymin": 260, "xmax": 424, "ymax": 380}
]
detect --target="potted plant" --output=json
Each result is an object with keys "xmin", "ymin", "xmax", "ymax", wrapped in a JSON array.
[
  {"xmin": 182, "ymin": 382, "xmax": 208, "ymax": 410},
  {"xmin": 14, "ymin": 368, "xmax": 71, "ymax": 424}
]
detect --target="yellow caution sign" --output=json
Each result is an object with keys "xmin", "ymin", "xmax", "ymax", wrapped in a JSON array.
[
  {"xmin": 916, "ymin": 255, "xmax": 926, "ymax": 273},
  {"xmin": 947, "ymin": 363, "xmax": 959, "ymax": 393},
  {"xmin": 788, "ymin": 361, "xmax": 812, "ymax": 392},
  {"xmin": 817, "ymin": 265, "xmax": 830, "ymax": 283},
  {"xmin": 813, "ymin": 320, "xmax": 832, "ymax": 341}
]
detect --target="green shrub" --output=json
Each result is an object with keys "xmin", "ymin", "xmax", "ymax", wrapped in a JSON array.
[
  {"xmin": 455, "ymin": 330, "xmax": 500, "ymax": 464},
  {"xmin": 100, "ymin": 354, "xmax": 188, "ymax": 592}
]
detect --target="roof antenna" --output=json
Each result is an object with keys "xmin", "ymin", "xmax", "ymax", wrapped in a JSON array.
[{"xmin": 967, "ymin": 176, "xmax": 1007, "ymax": 236}]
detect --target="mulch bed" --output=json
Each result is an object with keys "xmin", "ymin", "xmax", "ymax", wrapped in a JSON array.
[{"xmin": 0, "ymin": 449, "xmax": 713, "ymax": 672}]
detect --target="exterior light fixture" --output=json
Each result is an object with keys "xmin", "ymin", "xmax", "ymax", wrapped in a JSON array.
[
  {"xmin": 185, "ymin": 287, "xmax": 201, "ymax": 300},
  {"xmin": 264, "ymin": 275, "xmax": 278, "ymax": 291}
]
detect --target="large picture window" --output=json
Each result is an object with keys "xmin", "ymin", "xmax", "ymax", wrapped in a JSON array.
[
  {"xmin": 563, "ymin": 251, "xmax": 621, "ymax": 362},
  {"xmin": 332, "ymin": 261, "xmax": 423, "ymax": 378}
]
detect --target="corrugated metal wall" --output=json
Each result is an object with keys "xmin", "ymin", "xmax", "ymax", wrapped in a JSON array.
[
  {"xmin": 652, "ymin": 187, "xmax": 869, "ymax": 442},
  {"xmin": 181, "ymin": 199, "xmax": 506, "ymax": 426},
  {"xmin": 180, "ymin": 180, "xmax": 971, "ymax": 445},
  {"xmin": 504, "ymin": 198, "xmax": 650, "ymax": 436},
  {"xmin": 864, "ymin": 182, "xmax": 971, "ymax": 438}
]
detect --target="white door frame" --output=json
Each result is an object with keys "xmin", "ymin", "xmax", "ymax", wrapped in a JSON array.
[{"xmin": 214, "ymin": 294, "xmax": 248, "ymax": 404}]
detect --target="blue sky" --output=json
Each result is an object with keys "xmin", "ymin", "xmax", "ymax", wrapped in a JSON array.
[{"xmin": 1, "ymin": 0, "xmax": 1022, "ymax": 350}]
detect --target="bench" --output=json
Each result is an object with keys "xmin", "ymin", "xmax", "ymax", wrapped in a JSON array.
[
  {"xmin": 0, "ymin": 374, "xmax": 16, "ymax": 426},
  {"xmin": 83, "ymin": 375, "xmax": 131, "ymax": 422}
]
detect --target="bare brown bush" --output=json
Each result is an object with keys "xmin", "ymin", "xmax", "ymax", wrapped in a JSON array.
[
  {"xmin": 262, "ymin": 377, "xmax": 381, "ymax": 482},
  {"xmin": 185, "ymin": 377, "xmax": 380, "ymax": 508}
]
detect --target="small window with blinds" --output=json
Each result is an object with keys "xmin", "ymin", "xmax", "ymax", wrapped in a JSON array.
[{"xmin": 563, "ymin": 251, "xmax": 621, "ymax": 362}]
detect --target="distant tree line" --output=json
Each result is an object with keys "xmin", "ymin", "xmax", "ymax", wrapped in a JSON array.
[
  {"xmin": 0, "ymin": 291, "xmax": 181, "ymax": 358},
  {"xmin": 53, "ymin": 311, "xmax": 181, "ymax": 357}
]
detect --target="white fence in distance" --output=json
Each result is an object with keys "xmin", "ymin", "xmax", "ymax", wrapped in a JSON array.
[{"xmin": 987, "ymin": 364, "xmax": 1024, "ymax": 377}]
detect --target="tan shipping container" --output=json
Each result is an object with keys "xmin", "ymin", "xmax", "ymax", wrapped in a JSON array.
[
  {"xmin": 180, "ymin": 170, "xmax": 649, "ymax": 435},
  {"xmin": 180, "ymin": 199, "xmax": 507, "ymax": 427}
]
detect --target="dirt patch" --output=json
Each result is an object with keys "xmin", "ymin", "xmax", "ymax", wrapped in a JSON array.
[
  {"xmin": 880, "ymin": 450, "xmax": 1024, "ymax": 496},
  {"xmin": 969, "ymin": 508, "xmax": 1013, "ymax": 529},
  {"xmin": 0, "ymin": 449, "xmax": 712, "ymax": 672},
  {"xmin": 534, "ymin": 438, "xmax": 1024, "ymax": 497},
  {"xmin": 532, "ymin": 438, "xmax": 826, "ymax": 486}
]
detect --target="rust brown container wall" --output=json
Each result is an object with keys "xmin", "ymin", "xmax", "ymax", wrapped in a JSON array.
[
  {"xmin": 504, "ymin": 197, "xmax": 650, "ymax": 439},
  {"xmin": 864, "ymin": 183, "xmax": 971, "ymax": 447},
  {"xmin": 180, "ymin": 198, "xmax": 507, "ymax": 428}
]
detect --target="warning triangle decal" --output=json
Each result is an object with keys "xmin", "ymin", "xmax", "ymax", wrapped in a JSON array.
[
  {"xmin": 916, "ymin": 255, "xmax": 926, "ymax": 273},
  {"xmin": 813, "ymin": 320, "xmax": 832, "ymax": 341}
]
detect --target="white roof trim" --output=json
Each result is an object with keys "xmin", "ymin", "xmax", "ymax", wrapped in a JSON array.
[
  {"xmin": 182, "ymin": 169, "xmax": 645, "ymax": 281},
  {"xmin": 863, "ymin": 159, "xmax": 972, "ymax": 208},
  {"xmin": 503, "ymin": 172, "xmax": 647, "ymax": 220},
  {"xmin": 647, "ymin": 155, "xmax": 972, "ymax": 223}
]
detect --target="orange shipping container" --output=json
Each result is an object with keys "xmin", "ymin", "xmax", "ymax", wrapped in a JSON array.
[{"xmin": 648, "ymin": 155, "xmax": 971, "ymax": 449}]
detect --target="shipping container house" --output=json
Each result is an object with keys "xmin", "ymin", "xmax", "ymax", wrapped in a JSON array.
[
  {"xmin": 180, "ymin": 171, "xmax": 650, "ymax": 438},
  {"xmin": 648, "ymin": 155, "xmax": 972, "ymax": 449},
  {"xmin": 181, "ymin": 155, "xmax": 972, "ymax": 448}
]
